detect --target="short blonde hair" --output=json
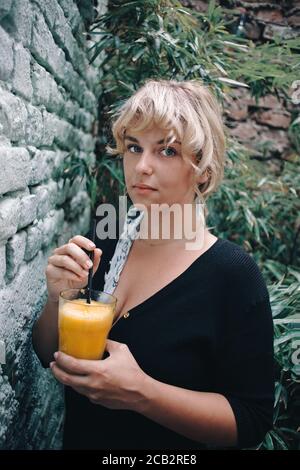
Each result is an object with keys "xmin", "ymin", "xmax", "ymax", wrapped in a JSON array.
[{"xmin": 107, "ymin": 79, "xmax": 226, "ymax": 203}]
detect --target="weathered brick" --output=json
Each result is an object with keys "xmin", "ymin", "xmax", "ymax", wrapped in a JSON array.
[
  {"xmin": 28, "ymin": 148, "xmax": 56, "ymax": 185},
  {"xmin": 24, "ymin": 221, "xmax": 43, "ymax": 261},
  {"xmin": 0, "ymin": 147, "xmax": 30, "ymax": 196},
  {"xmin": 57, "ymin": 0, "xmax": 81, "ymax": 34},
  {"xmin": 67, "ymin": 174, "xmax": 86, "ymax": 199},
  {"xmin": 72, "ymin": 43, "xmax": 89, "ymax": 78},
  {"xmin": 32, "ymin": 0, "xmax": 59, "ymax": 30},
  {"xmin": 257, "ymin": 95, "xmax": 282, "ymax": 110},
  {"xmin": 77, "ymin": 109, "xmax": 94, "ymax": 133},
  {"xmin": 30, "ymin": 181, "xmax": 57, "ymax": 219},
  {"xmin": 18, "ymin": 194, "xmax": 38, "ymax": 230},
  {"xmin": 6, "ymin": 230, "xmax": 26, "ymax": 280},
  {"xmin": 0, "ymin": 372, "xmax": 18, "ymax": 448},
  {"xmin": 57, "ymin": 204, "xmax": 90, "ymax": 246},
  {"xmin": 51, "ymin": 2, "xmax": 71, "ymax": 46},
  {"xmin": 29, "ymin": 186, "xmax": 51, "ymax": 220},
  {"xmin": 0, "ymin": 0, "xmax": 103, "ymax": 451},
  {"xmin": 25, "ymin": 105, "xmax": 44, "ymax": 147},
  {"xmin": 40, "ymin": 212, "xmax": 57, "ymax": 247},
  {"xmin": 31, "ymin": 62, "xmax": 63, "ymax": 112},
  {"xmin": 57, "ymin": 220, "xmax": 72, "ymax": 245},
  {"xmin": 31, "ymin": 62, "xmax": 63, "ymax": 113},
  {"xmin": 6, "ymin": 0, "xmax": 32, "ymax": 47},
  {"xmin": 0, "ymin": 135, "xmax": 11, "ymax": 147},
  {"xmin": 82, "ymin": 89, "xmax": 97, "ymax": 114},
  {"xmin": 62, "ymin": 98, "xmax": 80, "ymax": 123},
  {"xmin": 254, "ymin": 110, "xmax": 292, "ymax": 129},
  {"xmin": 258, "ymin": 128, "xmax": 290, "ymax": 154},
  {"xmin": 52, "ymin": 149, "xmax": 68, "ymax": 174},
  {"xmin": 0, "ymin": 243, "xmax": 6, "ymax": 287},
  {"xmin": 30, "ymin": 6, "xmax": 66, "ymax": 83},
  {"xmin": 0, "ymin": 26, "xmax": 13, "ymax": 81},
  {"xmin": 78, "ymin": 131, "xmax": 95, "ymax": 152},
  {"xmin": 53, "ymin": 118, "xmax": 75, "ymax": 150},
  {"xmin": 0, "ymin": 197, "xmax": 20, "ymax": 242},
  {"xmin": 263, "ymin": 24, "xmax": 299, "ymax": 41},
  {"xmin": 55, "ymin": 179, "xmax": 71, "ymax": 206},
  {"xmin": 63, "ymin": 61, "xmax": 87, "ymax": 104},
  {"xmin": 0, "ymin": 89, "xmax": 28, "ymax": 143},
  {"xmin": 41, "ymin": 110, "xmax": 56, "ymax": 147},
  {"xmin": 40, "ymin": 208, "xmax": 64, "ymax": 247},
  {"xmin": 0, "ymin": 0, "xmax": 12, "ymax": 21},
  {"xmin": 230, "ymin": 121, "xmax": 260, "ymax": 142},
  {"xmin": 69, "ymin": 190, "xmax": 90, "ymax": 218},
  {"xmin": 12, "ymin": 43, "xmax": 33, "ymax": 101},
  {"xmin": 80, "ymin": 151, "xmax": 95, "ymax": 167}
]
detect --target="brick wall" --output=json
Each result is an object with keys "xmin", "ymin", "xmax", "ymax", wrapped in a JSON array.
[
  {"xmin": 182, "ymin": 0, "xmax": 300, "ymax": 172},
  {"xmin": 0, "ymin": 0, "xmax": 105, "ymax": 450}
]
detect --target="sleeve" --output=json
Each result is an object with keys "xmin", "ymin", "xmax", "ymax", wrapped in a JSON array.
[{"xmin": 214, "ymin": 249, "xmax": 275, "ymax": 449}]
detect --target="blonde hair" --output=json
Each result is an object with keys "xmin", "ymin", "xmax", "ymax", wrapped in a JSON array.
[{"xmin": 107, "ymin": 79, "xmax": 226, "ymax": 206}]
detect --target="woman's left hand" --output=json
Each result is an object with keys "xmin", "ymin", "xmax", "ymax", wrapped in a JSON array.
[{"xmin": 50, "ymin": 339, "xmax": 148, "ymax": 411}]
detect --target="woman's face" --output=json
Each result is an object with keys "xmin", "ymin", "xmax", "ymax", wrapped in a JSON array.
[{"xmin": 123, "ymin": 124, "xmax": 198, "ymax": 209}]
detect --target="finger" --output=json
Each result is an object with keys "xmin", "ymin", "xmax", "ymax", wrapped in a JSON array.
[
  {"xmin": 48, "ymin": 254, "xmax": 89, "ymax": 278},
  {"xmin": 46, "ymin": 264, "xmax": 87, "ymax": 283},
  {"xmin": 50, "ymin": 362, "xmax": 89, "ymax": 388},
  {"xmin": 105, "ymin": 339, "xmax": 124, "ymax": 353},
  {"xmin": 54, "ymin": 244, "xmax": 94, "ymax": 271},
  {"xmin": 68, "ymin": 235, "xmax": 96, "ymax": 251},
  {"xmin": 54, "ymin": 351, "xmax": 100, "ymax": 375}
]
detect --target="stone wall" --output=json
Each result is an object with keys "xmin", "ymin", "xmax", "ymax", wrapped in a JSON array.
[{"xmin": 0, "ymin": 0, "xmax": 105, "ymax": 450}]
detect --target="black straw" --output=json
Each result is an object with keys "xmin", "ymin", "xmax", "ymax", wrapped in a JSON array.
[{"xmin": 86, "ymin": 218, "xmax": 97, "ymax": 304}]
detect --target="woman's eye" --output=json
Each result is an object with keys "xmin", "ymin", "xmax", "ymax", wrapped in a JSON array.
[
  {"xmin": 126, "ymin": 144, "xmax": 177, "ymax": 157},
  {"xmin": 127, "ymin": 144, "xmax": 141, "ymax": 153},
  {"xmin": 161, "ymin": 147, "xmax": 177, "ymax": 157}
]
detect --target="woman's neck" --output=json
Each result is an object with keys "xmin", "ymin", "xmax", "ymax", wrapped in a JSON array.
[{"xmin": 136, "ymin": 201, "xmax": 206, "ymax": 248}]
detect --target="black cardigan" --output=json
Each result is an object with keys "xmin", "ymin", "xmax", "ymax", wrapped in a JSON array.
[{"xmin": 63, "ymin": 234, "xmax": 274, "ymax": 450}]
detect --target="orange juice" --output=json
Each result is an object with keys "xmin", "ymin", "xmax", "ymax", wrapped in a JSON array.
[{"xmin": 58, "ymin": 298, "xmax": 115, "ymax": 360}]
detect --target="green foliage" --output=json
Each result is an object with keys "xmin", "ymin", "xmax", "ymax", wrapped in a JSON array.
[
  {"xmin": 258, "ymin": 276, "xmax": 300, "ymax": 450},
  {"xmin": 53, "ymin": 151, "xmax": 99, "ymax": 210},
  {"xmin": 207, "ymin": 143, "xmax": 300, "ymax": 274}
]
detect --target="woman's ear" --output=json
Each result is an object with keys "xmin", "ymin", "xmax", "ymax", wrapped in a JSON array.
[{"xmin": 196, "ymin": 168, "xmax": 210, "ymax": 185}]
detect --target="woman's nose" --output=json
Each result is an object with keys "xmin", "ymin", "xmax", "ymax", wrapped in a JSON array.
[{"xmin": 135, "ymin": 150, "xmax": 154, "ymax": 174}]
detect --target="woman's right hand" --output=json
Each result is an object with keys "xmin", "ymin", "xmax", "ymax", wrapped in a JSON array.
[{"xmin": 45, "ymin": 235, "xmax": 102, "ymax": 302}]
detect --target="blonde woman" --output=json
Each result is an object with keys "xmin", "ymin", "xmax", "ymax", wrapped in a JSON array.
[{"xmin": 33, "ymin": 80, "xmax": 274, "ymax": 450}]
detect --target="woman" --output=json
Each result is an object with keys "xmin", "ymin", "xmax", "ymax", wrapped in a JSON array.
[{"xmin": 32, "ymin": 79, "xmax": 274, "ymax": 450}]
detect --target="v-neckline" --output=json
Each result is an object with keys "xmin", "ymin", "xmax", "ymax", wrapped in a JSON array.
[{"xmin": 111, "ymin": 237, "xmax": 224, "ymax": 328}]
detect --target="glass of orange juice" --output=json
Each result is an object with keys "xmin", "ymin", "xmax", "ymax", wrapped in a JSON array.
[{"xmin": 58, "ymin": 289, "xmax": 117, "ymax": 360}]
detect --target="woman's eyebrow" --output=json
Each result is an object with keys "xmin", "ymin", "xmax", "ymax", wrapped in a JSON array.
[{"xmin": 124, "ymin": 135, "xmax": 181, "ymax": 145}]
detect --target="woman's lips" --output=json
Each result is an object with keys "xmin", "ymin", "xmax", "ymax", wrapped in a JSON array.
[
  {"xmin": 133, "ymin": 186, "xmax": 156, "ymax": 193},
  {"xmin": 133, "ymin": 184, "xmax": 157, "ymax": 193}
]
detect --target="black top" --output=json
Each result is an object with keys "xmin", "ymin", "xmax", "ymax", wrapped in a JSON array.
[{"xmin": 63, "ymin": 234, "xmax": 274, "ymax": 450}]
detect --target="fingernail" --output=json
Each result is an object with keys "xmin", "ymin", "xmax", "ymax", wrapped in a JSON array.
[
  {"xmin": 89, "ymin": 243, "xmax": 95, "ymax": 249},
  {"xmin": 50, "ymin": 362, "xmax": 54, "ymax": 368},
  {"xmin": 86, "ymin": 260, "xmax": 93, "ymax": 268},
  {"xmin": 54, "ymin": 352, "xmax": 58, "ymax": 360}
]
